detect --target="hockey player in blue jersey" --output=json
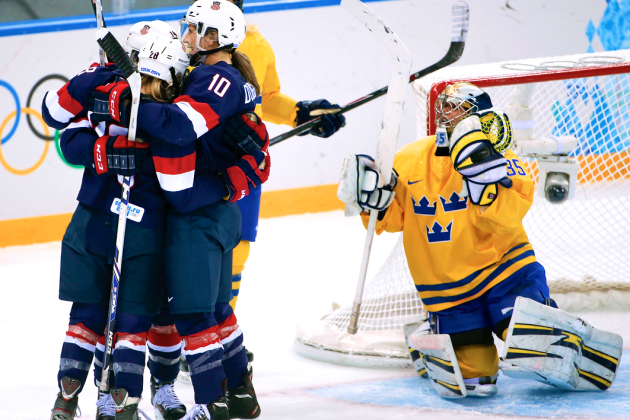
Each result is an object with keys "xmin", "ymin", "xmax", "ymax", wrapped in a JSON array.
[
  {"xmin": 42, "ymin": 21, "xmax": 178, "ymax": 420},
  {"xmin": 44, "ymin": 20, "xmax": 268, "ymax": 420},
  {"xmin": 88, "ymin": 2, "xmax": 267, "ymax": 419}
]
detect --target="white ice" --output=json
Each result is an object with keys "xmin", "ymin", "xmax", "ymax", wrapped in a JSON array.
[{"xmin": 1, "ymin": 210, "xmax": 629, "ymax": 419}]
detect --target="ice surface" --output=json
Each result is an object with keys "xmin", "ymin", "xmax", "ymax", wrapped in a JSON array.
[{"xmin": 0, "ymin": 210, "xmax": 628, "ymax": 419}]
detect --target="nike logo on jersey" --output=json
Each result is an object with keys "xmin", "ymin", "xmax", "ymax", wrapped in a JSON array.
[
  {"xmin": 501, "ymin": 307, "xmax": 514, "ymax": 315},
  {"xmin": 408, "ymin": 179, "xmax": 423, "ymax": 185},
  {"xmin": 168, "ymin": 297, "xmax": 174, "ymax": 302}
]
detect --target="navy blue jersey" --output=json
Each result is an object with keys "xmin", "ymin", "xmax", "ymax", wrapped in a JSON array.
[
  {"xmin": 136, "ymin": 62, "xmax": 257, "ymax": 214},
  {"xmin": 43, "ymin": 63, "xmax": 166, "ymax": 230},
  {"xmin": 42, "ymin": 62, "xmax": 121, "ymax": 130}
]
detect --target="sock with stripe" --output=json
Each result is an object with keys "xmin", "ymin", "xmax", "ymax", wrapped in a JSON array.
[
  {"xmin": 175, "ymin": 312, "xmax": 225, "ymax": 404},
  {"xmin": 147, "ymin": 324, "xmax": 182, "ymax": 383},
  {"xmin": 215, "ymin": 302, "xmax": 248, "ymax": 390},
  {"xmin": 58, "ymin": 303, "xmax": 107, "ymax": 393}
]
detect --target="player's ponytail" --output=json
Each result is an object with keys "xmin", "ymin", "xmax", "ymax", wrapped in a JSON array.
[
  {"xmin": 140, "ymin": 74, "xmax": 181, "ymax": 103},
  {"xmin": 231, "ymin": 50, "xmax": 261, "ymax": 96}
]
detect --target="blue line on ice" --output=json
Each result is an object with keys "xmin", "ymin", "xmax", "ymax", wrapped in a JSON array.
[{"xmin": 306, "ymin": 350, "xmax": 630, "ymax": 418}]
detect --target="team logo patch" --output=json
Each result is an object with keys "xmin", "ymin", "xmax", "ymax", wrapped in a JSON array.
[
  {"xmin": 439, "ymin": 191, "xmax": 468, "ymax": 212},
  {"xmin": 211, "ymin": 1, "xmax": 221, "ymax": 9},
  {"xmin": 140, "ymin": 25, "xmax": 150, "ymax": 35},
  {"xmin": 426, "ymin": 220, "xmax": 453, "ymax": 243},
  {"xmin": 111, "ymin": 198, "xmax": 145, "ymax": 222},
  {"xmin": 412, "ymin": 195, "xmax": 437, "ymax": 216}
]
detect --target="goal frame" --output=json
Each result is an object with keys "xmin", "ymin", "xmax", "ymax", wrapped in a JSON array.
[{"xmin": 425, "ymin": 61, "xmax": 630, "ymax": 136}]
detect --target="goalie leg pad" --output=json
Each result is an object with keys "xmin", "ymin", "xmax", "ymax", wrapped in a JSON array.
[
  {"xmin": 501, "ymin": 297, "xmax": 623, "ymax": 391},
  {"xmin": 406, "ymin": 327, "xmax": 467, "ymax": 399},
  {"xmin": 404, "ymin": 322, "xmax": 429, "ymax": 378}
]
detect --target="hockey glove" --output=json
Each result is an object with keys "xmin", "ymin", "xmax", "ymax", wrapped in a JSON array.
[
  {"xmin": 450, "ymin": 115, "xmax": 513, "ymax": 206},
  {"xmin": 296, "ymin": 99, "xmax": 346, "ymax": 138},
  {"xmin": 93, "ymin": 135, "xmax": 151, "ymax": 176},
  {"xmin": 222, "ymin": 150, "xmax": 270, "ymax": 202},
  {"xmin": 88, "ymin": 81, "xmax": 132, "ymax": 126},
  {"xmin": 337, "ymin": 154, "xmax": 397, "ymax": 217},
  {"xmin": 222, "ymin": 112, "xmax": 269, "ymax": 157}
]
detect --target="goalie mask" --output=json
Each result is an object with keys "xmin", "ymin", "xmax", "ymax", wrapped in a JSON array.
[
  {"xmin": 435, "ymin": 82, "xmax": 493, "ymax": 131},
  {"xmin": 180, "ymin": 0, "xmax": 247, "ymax": 57}
]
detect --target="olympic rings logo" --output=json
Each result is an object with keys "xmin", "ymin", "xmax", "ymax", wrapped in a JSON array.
[{"xmin": 0, "ymin": 74, "xmax": 82, "ymax": 176}]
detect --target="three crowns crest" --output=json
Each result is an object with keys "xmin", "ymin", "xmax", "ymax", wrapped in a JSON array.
[{"xmin": 426, "ymin": 221, "xmax": 453, "ymax": 243}]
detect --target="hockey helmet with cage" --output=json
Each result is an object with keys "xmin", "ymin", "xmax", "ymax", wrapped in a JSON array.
[
  {"xmin": 137, "ymin": 36, "xmax": 190, "ymax": 86},
  {"xmin": 180, "ymin": 0, "xmax": 247, "ymax": 55},
  {"xmin": 125, "ymin": 20, "xmax": 179, "ymax": 62},
  {"xmin": 435, "ymin": 82, "xmax": 493, "ymax": 130}
]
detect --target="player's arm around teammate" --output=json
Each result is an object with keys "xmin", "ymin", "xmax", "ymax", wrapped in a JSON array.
[
  {"xmin": 44, "ymin": 24, "xmax": 182, "ymax": 420},
  {"xmin": 89, "ymin": 2, "xmax": 266, "ymax": 418}
]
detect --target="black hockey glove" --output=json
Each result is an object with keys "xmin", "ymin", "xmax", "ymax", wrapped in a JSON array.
[
  {"xmin": 296, "ymin": 99, "xmax": 346, "ymax": 138},
  {"xmin": 222, "ymin": 112, "xmax": 269, "ymax": 157},
  {"xmin": 92, "ymin": 135, "xmax": 151, "ymax": 176},
  {"xmin": 88, "ymin": 81, "xmax": 132, "ymax": 127}
]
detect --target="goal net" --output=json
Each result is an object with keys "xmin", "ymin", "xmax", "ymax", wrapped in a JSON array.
[{"xmin": 295, "ymin": 50, "xmax": 630, "ymax": 368}]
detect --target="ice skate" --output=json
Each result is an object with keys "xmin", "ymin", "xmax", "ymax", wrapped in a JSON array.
[
  {"xmin": 50, "ymin": 377, "xmax": 81, "ymax": 420},
  {"xmin": 111, "ymin": 388, "xmax": 141, "ymax": 420},
  {"xmin": 227, "ymin": 368, "xmax": 260, "ymax": 419},
  {"xmin": 151, "ymin": 376, "xmax": 187, "ymax": 420},
  {"xmin": 181, "ymin": 397, "xmax": 229, "ymax": 420},
  {"xmin": 96, "ymin": 389, "xmax": 116, "ymax": 420}
]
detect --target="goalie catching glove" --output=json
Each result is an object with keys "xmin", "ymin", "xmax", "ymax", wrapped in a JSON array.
[
  {"xmin": 92, "ymin": 135, "xmax": 150, "ymax": 176},
  {"xmin": 450, "ymin": 110, "xmax": 513, "ymax": 206},
  {"xmin": 337, "ymin": 154, "xmax": 397, "ymax": 217}
]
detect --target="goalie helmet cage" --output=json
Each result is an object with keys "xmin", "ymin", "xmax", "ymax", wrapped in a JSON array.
[{"xmin": 294, "ymin": 50, "xmax": 630, "ymax": 368}]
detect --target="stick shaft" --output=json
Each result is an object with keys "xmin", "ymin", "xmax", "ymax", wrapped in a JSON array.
[
  {"xmin": 348, "ymin": 209, "xmax": 378, "ymax": 334},
  {"xmin": 92, "ymin": 0, "xmax": 107, "ymax": 65},
  {"xmin": 269, "ymin": 1, "xmax": 469, "ymax": 148}
]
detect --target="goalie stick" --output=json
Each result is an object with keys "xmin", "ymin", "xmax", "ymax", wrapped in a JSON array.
[
  {"xmin": 341, "ymin": 0, "xmax": 412, "ymax": 334},
  {"xmin": 90, "ymin": 3, "xmax": 143, "ymax": 393},
  {"xmin": 269, "ymin": 1, "xmax": 469, "ymax": 147},
  {"xmin": 345, "ymin": 1, "xmax": 469, "ymax": 335}
]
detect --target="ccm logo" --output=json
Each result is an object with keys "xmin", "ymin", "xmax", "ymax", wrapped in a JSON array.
[
  {"xmin": 95, "ymin": 144, "xmax": 104, "ymax": 171},
  {"xmin": 239, "ymin": 190, "xmax": 247, "ymax": 200},
  {"xmin": 110, "ymin": 91, "xmax": 117, "ymax": 119}
]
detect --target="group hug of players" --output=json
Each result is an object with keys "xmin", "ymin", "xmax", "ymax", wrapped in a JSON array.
[{"xmin": 43, "ymin": 0, "xmax": 623, "ymax": 419}]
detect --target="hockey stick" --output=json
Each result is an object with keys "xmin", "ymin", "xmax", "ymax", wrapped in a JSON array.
[
  {"xmin": 91, "ymin": 0, "xmax": 107, "ymax": 65},
  {"xmin": 341, "ymin": 0, "xmax": 412, "ymax": 335},
  {"xmin": 93, "ymin": 27, "xmax": 143, "ymax": 393},
  {"xmin": 269, "ymin": 1, "xmax": 469, "ymax": 147}
]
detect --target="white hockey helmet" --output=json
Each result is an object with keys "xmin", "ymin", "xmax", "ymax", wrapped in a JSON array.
[
  {"xmin": 125, "ymin": 20, "xmax": 179, "ymax": 61},
  {"xmin": 180, "ymin": 0, "xmax": 247, "ymax": 53},
  {"xmin": 137, "ymin": 36, "xmax": 190, "ymax": 85}
]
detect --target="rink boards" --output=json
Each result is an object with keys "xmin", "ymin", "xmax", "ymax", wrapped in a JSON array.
[{"xmin": 307, "ymin": 350, "xmax": 630, "ymax": 418}]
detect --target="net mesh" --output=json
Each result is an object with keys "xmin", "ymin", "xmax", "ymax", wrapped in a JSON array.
[{"xmin": 295, "ymin": 51, "xmax": 630, "ymax": 364}]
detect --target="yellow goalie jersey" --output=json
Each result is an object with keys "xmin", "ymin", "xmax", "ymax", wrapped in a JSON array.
[
  {"xmin": 237, "ymin": 25, "xmax": 298, "ymax": 126},
  {"xmin": 364, "ymin": 136, "xmax": 537, "ymax": 313}
]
